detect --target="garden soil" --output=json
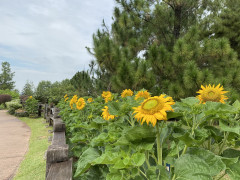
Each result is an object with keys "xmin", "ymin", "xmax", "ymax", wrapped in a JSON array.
[{"xmin": 0, "ymin": 110, "xmax": 30, "ymax": 180}]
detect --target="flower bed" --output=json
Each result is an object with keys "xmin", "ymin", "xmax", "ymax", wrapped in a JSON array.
[{"xmin": 58, "ymin": 85, "xmax": 240, "ymax": 180}]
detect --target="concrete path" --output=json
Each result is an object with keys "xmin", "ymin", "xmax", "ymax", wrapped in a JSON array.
[{"xmin": 0, "ymin": 110, "xmax": 31, "ymax": 180}]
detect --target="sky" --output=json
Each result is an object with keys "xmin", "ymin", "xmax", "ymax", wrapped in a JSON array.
[{"xmin": 0, "ymin": 0, "xmax": 115, "ymax": 92}]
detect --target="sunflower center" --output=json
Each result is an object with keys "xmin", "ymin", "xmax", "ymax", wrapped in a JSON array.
[
  {"xmin": 143, "ymin": 99, "xmax": 158, "ymax": 110},
  {"xmin": 202, "ymin": 89, "xmax": 221, "ymax": 102}
]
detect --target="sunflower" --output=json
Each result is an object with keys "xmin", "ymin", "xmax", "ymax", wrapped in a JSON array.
[
  {"xmin": 88, "ymin": 98, "xmax": 93, "ymax": 103},
  {"xmin": 102, "ymin": 91, "xmax": 111, "ymax": 98},
  {"xmin": 69, "ymin": 95, "xmax": 78, "ymax": 109},
  {"xmin": 121, "ymin": 89, "xmax": 133, "ymax": 98},
  {"xmin": 64, "ymin": 94, "xmax": 68, "ymax": 98},
  {"xmin": 102, "ymin": 106, "xmax": 116, "ymax": 120},
  {"xmin": 76, "ymin": 98, "xmax": 86, "ymax": 110},
  {"xmin": 133, "ymin": 95, "xmax": 175, "ymax": 127},
  {"xmin": 29, "ymin": 96, "xmax": 33, "ymax": 99},
  {"xmin": 196, "ymin": 84, "xmax": 228, "ymax": 104},
  {"xmin": 65, "ymin": 97, "xmax": 69, "ymax": 101},
  {"xmin": 135, "ymin": 90, "xmax": 151, "ymax": 100}
]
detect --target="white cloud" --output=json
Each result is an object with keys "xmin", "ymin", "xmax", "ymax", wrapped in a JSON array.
[{"xmin": 0, "ymin": 0, "xmax": 115, "ymax": 92}]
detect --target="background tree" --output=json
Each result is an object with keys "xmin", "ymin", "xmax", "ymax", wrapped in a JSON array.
[
  {"xmin": 0, "ymin": 61, "xmax": 15, "ymax": 90},
  {"xmin": 21, "ymin": 81, "xmax": 35, "ymax": 96},
  {"xmin": 87, "ymin": 0, "xmax": 240, "ymax": 101},
  {"xmin": 70, "ymin": 71, "xmax": 94, "ymax": 96},
  {"xmin": 35, "ymin": 81, "xmax": 52, "ymax": 103}
]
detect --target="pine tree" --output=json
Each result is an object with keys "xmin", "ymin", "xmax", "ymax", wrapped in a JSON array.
[
  {"xmin": 89, "ymin": 0, "xmax": 240, "ymax": 101},
  {"xmin": 0, "ymin": 61, "xmax": 15, "ymax": 90}
]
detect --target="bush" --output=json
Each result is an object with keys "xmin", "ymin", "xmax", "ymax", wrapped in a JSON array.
[
  {"xmin": 15, "ymin": 109, "xmax": 28, "ymax": 117},
  {"xmin": 6, "ymin": 99, "xmax": 22, "ymax": 115},
  {"xmin": 0, "ymin": 94, "xmax": 12, "ymax": 108},
  {"xmin": 25, "ymin": 96, "xmax": 39, "ymax": 117},
  {"xmin": 0, "ymin": 89, "xmax": 19, "ymax": 99}
]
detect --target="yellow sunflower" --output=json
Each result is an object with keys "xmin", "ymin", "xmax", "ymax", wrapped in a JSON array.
[
  {"xmin": 76, "ymin": 98, "xmax": 86, "ymax": 110},
  {"xmin": 135, "ymin": 90, "xmax": 151, "ymax": 100},
  {"xmin": 102, "ymin": 106, "xmax": 116, "ymax": 120},
  {"xmin": 196, "ymin": 84, "xmax": 228, "ymax": 104},
  {"xmin": 64, "ymin": 94, "xmax": 68, "ymax": 98},
  {"xmin": 29, "ymin": 96, "xmax": 33, "ymax": 99},
  {"xmin": 88, "ymin": 98, "xmax": 93, "ymax": 103},
  {"xmin": 102, "ymin": 91, "xmax": 113, "ymax": 103},
  {"xmin": 65, "ymin": 97, "xmax": 69, "ymax": 101},
  {"xmin": 121, "ymin": 89, "xmax": 133, "ymax": 98},
  {"xmin": 102, "ymin": 91, "xmax": 111, "ymax": 98},
  {"xmin": 70, "ymin": 99, "xmax": 74, "ymax": 109},
  {"xmin": 69, "ymin": 95, "xmax": 78, "ymax": 109},
  {"xmin": 133, "ymin": 95, "xmax": 175, "ymax": 127}
]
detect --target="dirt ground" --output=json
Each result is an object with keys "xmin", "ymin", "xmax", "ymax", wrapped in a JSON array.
[{"xmin": 0, "ymin": 110, "xmax": 30, "ymax": 180}]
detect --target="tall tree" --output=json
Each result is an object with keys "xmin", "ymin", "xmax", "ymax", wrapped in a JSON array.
[
  {"xmin": 35, "ymin": 81, "xmax": 52, "ymax": 103},
  {"xmin": 21, "ymin": 81, "xmax": 34, "ymax": 96},
  {"xmin": 71, "ymin": 71, "xmax": 93, "ymax": 96},
  {"xmin": 88, "ymin": 0, "xmax": 240, "ymax": 101},
  {"xmin": 0, "ymin": 61, "xmax": 15, "ymax": 90}
]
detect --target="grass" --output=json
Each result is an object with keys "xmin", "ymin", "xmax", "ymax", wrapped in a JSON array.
[{"xmin": 13, "ymin": 117, "xmax": 52, "ymax": 180}]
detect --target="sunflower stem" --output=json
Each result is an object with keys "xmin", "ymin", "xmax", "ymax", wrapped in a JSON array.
[{"xmin": 156, "ymin": 122, "xmax": 163, "ymax": 166}]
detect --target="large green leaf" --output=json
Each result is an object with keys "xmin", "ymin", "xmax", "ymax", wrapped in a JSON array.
[
  {"xmin": 74, "ymin": 147, "xmax": 100, "ymax": 178},
  {"xmin": 174, "ymin": 154, "xmax": 212, "ymax": 180},
  {"xmin": 187, "ymin": 148, "xmax": 226, "ymax": 176},
  {"xmin": 226, "ymin": 160, "xmax": 240, "ymax": 180},
  {"xmin": 219, "ymin": 120, "xmax": 240, "ymax": 135}
]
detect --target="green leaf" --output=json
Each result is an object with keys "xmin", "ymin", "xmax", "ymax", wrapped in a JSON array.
[
  {"xmin": 167, "ymin": 112, "xmax": 182, "ymax": 119},
  {"xmin": 222, "ymin": 148, "xmax": 240, "ymax": 158},
  {"xmin": 187, "ymin": 148, "xmax": 226, "ymax": 176},
  {"xmin": 181, "ymin": 97, "xmax": 200, "ymax": 106},
  {"xmin": 113, "ymin": 159, "xmax": 127, "ymax": 169},
  {"xmin": 232, "ymin": 100, "xmax": 240, "ymax": 110},
  {"xmin": 92, "ymin": 152, "xmax": 119, "ymax": 165},
  {"xmin": 174, "ymin": 154, "xmax": 212, "ymax": 180},
  {"xmin": 226, "ymin": 160, "xmax": 240, "ymax": 180},
  {"xmin": 108, "ymin": 101, "xmax": 121, "ymax": 115},
  {"xmin": 131, "ymin": 153, "xmax": 145, "ymax": 166},
  {"xmin": 93, "ymin": 116, "xmax": 108, "ymax": 124},
  {"xmin": 219, "ymin": 120, "xmax": 240, "ymax": 135},
  {"xmin": 74, "ymin": 147, "xmax": 100, "ymax": 178}
]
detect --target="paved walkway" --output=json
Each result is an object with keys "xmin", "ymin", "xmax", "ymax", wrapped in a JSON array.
[{"xmin": 0, "ymin": 110, "xmax": 31, "ymax": 180}]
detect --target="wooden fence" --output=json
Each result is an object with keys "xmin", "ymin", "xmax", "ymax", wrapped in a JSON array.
[{"xmin": 44, "ymin": 105, "xmax": 72, "ymax": 180}]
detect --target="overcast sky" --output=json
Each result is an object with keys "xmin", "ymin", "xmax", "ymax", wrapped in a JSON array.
[{"xmin": 0, "ymin": 0, "xmax": 115, "ymax": 92}]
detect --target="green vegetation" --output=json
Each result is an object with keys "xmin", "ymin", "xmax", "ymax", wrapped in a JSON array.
[
  {"xmin": 13, "ymin": 117, "xmax": 51, "ymax": 180},
  {"xmin": 59, "ymin": 91, "xmax": 240, "ymax": 180},
  {"xmin": 0, "ymin": 61, "xmax": 15, "ymax": 90}
]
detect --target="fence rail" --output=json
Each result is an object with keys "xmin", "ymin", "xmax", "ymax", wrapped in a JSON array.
[{"xmin": 44, "ymin": 105, "xmax": 72, "ymax": 180}]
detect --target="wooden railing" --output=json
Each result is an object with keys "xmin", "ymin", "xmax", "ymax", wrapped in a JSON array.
[{"xmin": 44, "ymin": 105, "xmax": 72, "ymax": 180}]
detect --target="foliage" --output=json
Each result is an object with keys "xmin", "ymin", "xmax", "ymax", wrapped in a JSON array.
[
  {"xmin": 71, "ymin": 71, "xmax": 93, "ymax": 96},
  {"xmin": 35, "ymin": 80, "xmax": 52, "ymax": 103},
  {"xmin": 58, "ymin": 89, "xmax": 240, "ymax": 179},
  {"xmin": 6, "ymin": 99, "xmax": 22, "ymax": 115},
  {"xmin": 0, "ymin": 89, "xmax": 19, "ymax": 99},
  {"xmin": 0, "ymin": 94, "xmax": 12, "ymax": 107},
  {"xmin": 25, "ymin": 96, "xmax": 38, "ymax": 116},
  {"xmin": 83, "ymin": 0, "xmax": 240, "ymax": 101},
  {"xmin": 21, "ymin": 81, "xmax": 35, "ymax": 96},
  {"xmin": 0, "ymin": 61, "xmax": 15, "ymax": 90},
  {"xmin": 35, "ymin": 79, "xmax": 76, "ymax": 104},
  {"xmin": 15, "ymin": 109, "xmax": 28, "ymax": 117}
]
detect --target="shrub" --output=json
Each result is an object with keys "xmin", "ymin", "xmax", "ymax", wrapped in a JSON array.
[
  {"xmin": 15, "ymin": 109, "xmax": 28, "ymax": 117},
  {"xmin": 0, "ymin": 94, "xmax": 12, "ymax": 108},
  {"xmin": 0, "ymin": 89, "xmax": 19, "ymax": 99},
  {"xmin": 25, "ymin": 96, "xmax": 39, "ymax": 117},
  {"xmin": 6, "ymin": 99, "xmax": 22, "ymax": 115}
]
